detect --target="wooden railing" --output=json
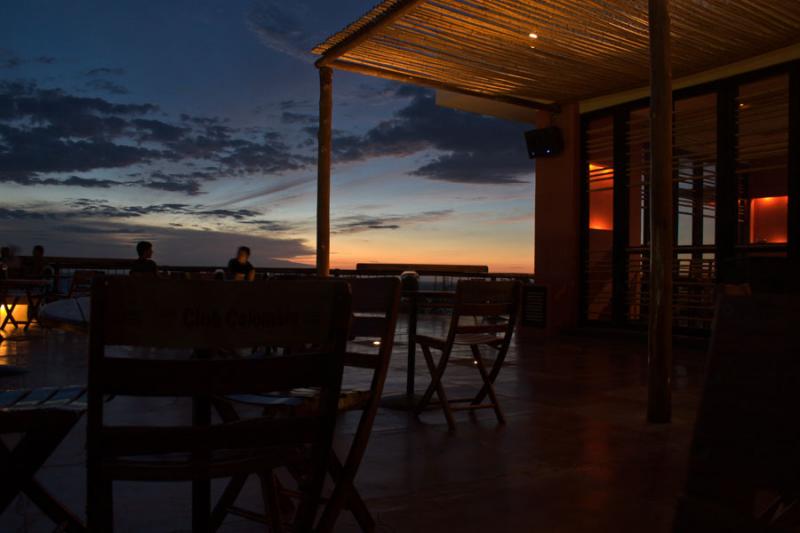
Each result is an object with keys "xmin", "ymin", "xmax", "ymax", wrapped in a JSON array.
[{"xmin": 11, "ymin": 256, "xmax": 533, "ymax": 294}]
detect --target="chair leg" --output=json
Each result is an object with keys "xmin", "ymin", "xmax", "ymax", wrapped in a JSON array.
[
  {"xmin": 415, "ymin": 344, "xmax": 450, "ymax": 412},
  {"xmin": 471, "ymin": 345, "xmax": 505, "ymax": 425},
  {"xmin": 318, "ymin": 451, "xmax": 375, "ymax": 533},
  {"xmin": 23, "ymin": 479, "xmax": 84, "ymax": 532},
  {"xmin": 417, "ymin": 345, "xmax": 456, "ymax": 431},
  {"xmin": 260, "ymin": 472, "xmax": 283, "ymax": 533},
  {"xmin": 209, "ymin": 474, "xmax": 248, "ymax": 532},
  {"xmin": 472, "ymin": 344, "xmax": 508, "ymax": 406},
  {"xmin": 86, "ymin": 472, "xmax": 113, "ymax": 533}
]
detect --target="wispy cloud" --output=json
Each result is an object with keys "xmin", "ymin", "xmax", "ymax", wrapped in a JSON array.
[
  {"xmin": 334, "ymin": 210, "xmax": 454, "ymax": 234},
  {"xmin": 246, "ymin": 1, "xmax": 317, "ymax": 63}
]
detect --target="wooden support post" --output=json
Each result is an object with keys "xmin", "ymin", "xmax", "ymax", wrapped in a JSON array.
[
  {"xmin": 647, "ymin": 0, "xmax": 673, "ymax": 423},
  {"xmin": 317, "ymin": 67, "xmax": 333, "ymax": 277},
  {"xmin": 789, "ymin": 61, "xmax": 800, "ymax": 259}
]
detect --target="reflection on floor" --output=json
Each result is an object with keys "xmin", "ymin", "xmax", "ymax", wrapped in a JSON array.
[{"xmin": 0, "ymin": 318, "xmax": 705, "ymax": 532}]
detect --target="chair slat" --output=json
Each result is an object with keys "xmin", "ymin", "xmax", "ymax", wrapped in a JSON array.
[
  {"xmin": 42, "ymin": 386, "xmax": 87, "ymax": 407},
  {"xmin": 98, "ymin": 417, "xmax": 323, "ymax": 457},
  {"xmin": 350, "ymin": 278, "xmax": 398, "ymax": 313},
  {"xmin": 94, "ymin": 354, "xmax": 339, "ymax": 397},
  {"xmin": 96, "ymin": 278, "xmax": 348, "ymax": 349},
  {"xmin": 0, "ymin": 389, "xmax": 29, "ymax": 408},
  {"xmin": 458, "ymin": 303, "xmax": 512, "ymax": 316},
  {"xmin": 350, "ymin": 316, "xmax": 386, "ymax": 338},
  {"xmin": 13, "ymin": 388, "xmax": 58, "ymax": 407},
  {"xmin": 343, "ymin": 352, "xmax": 380, "ymax": 369}
]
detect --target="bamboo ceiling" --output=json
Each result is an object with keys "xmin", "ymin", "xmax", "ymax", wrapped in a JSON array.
[{"xmin": 313, "ymin": 0, "xmax": 800, "ymax": 107}]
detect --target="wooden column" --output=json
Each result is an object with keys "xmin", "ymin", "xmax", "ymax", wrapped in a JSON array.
[
  {"xmin": 647, "ymin": 0, "xmax": 673, "ymax": 423},
  {"xmin": 316, "ymin": 67, "xmax": 333, "ymax": 277}
]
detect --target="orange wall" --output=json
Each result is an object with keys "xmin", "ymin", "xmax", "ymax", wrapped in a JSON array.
[{"xmin": 750, "ymin": 196, "xmax": 788, "ymax": 244}]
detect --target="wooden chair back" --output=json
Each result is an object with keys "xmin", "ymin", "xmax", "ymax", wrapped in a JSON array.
[
  {"xmin": 344, "ymin": 277, "xmax": 401, "ymax": 372},
  {"xmin": 675, "ymin": 288, "xmax": 800, "ymax": 530},
  {"xmin": 86, "ymin": 277, "xmax": 351, "ymax": 531},
  {"xmin": 447, "ymin": 280, "xmax": 521, "ymax": 340},
  {"xmin": 67, "ymin": 270, "xmax": 103, "ymax": 298}
]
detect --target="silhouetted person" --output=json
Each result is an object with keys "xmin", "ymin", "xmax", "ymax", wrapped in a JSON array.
[
  {"xmin": 1, "ymin": 246, "xmax": 21, "ymax": 279},
  {"xmin": 130, "ymin": 241, "xmax": 158, "ymax": 276},
  {"xmin": 23, "ymin": 245, "xmax": 51, "ymax": 279},
  {"xmin": 227, "ymin": 246, "xmax": 255, "ymax": 281}
]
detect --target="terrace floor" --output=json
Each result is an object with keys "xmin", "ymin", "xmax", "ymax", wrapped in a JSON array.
[{"xmin": 0, "ymin": 318, "xmax": 706, "ymax": 532}]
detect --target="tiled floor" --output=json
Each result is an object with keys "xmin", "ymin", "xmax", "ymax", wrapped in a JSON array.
[{"xmin": 0, "ymin": 319, "xmax": 705, "ymax": 532}]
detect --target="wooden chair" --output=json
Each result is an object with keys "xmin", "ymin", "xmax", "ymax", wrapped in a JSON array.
[
  {"xmin": 67, "ymin": 270, "xmax": 104, "ymax": 298},
  {"xmin": 673, "ymin": 288, "xmax": 800, "ymax": 532},
  {"xmin": 0, "ymin": 386, "xmax": 87, "ymax": 532},
  {"xmin": 86, "ymin": 277, "xmax": 351, "ymax": 533},
  {"xmin": 415, "ymin": 279, "xmax": 521, "ymax": 431},
  {"xmin": 212, "ymin": 277, "xmax": 401, "ymax": 532}
]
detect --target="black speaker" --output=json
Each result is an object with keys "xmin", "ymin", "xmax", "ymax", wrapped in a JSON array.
[{"xmin": 524, "ymin": 127, "xmax": 563, "ymax": 158}]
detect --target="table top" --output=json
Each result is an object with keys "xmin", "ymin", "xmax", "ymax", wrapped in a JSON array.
[{"xmin": 38, "ymin": 297, "xmax": 90, "ymax": 333}]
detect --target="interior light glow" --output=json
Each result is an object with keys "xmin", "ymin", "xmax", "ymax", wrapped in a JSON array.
[{"xmin": 528, "ymin": 32, "xmax": 538, "ymax": 39}]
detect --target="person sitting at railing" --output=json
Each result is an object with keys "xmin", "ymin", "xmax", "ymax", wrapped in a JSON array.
[
  {"xmin": 1, "ymin": 246, "xmax": 21, "ymax": 279},
  {"xmin": 21, "ymin": 245, "xmax": 54, "ymax": 280},
  {"xmin": 130, "ymin": 241, "xmax": 158, "ymax": 277},
  {"xmin": 227, "ymin": 246, "xmax": 255, "ymax": 281}
]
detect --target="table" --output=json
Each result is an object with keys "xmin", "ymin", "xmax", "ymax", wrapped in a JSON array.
[
  {"xmin": 38, "ymin": 297, "xmax": 90, "ymax": 334},
  {"xmin": 0, "ymin": 279, "xmax": 50, "ymax": 331},
  {"xmin": 381, "ymin": 290, "xmax": 455, "ymax": 411}
]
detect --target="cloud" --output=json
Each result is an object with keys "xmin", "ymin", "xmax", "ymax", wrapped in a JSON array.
[
  {"xmin": 281, "ymin": 111, "xmax": 316, "ymax": 125},
  {"xmin": 65, "ymin": 199, "xmax": 263, "ymax": 220},
  {"xmin": 0, "ymin": 81, "xmax": 312, "ymax": 194},
  {"xmin": 86, "ymin": 79, "xmax": 129, "ymax": 95},
  {"xmin": 0, "ymin": 52, "xmax": 56, "ymax": 69},
  {"xmin": 310, "ymin": 85, "xmax": 532, "ymax": 185},
  {"xmin": 84, "ymin": 67, "xmax": 125, "ymax": 77},
  {"xmin": 1, "ymin": 209, "xmax": 311, "ymax": 266},
  {"xmin": 247, "ymin": 1, "xmax": 317, "ymax": 63},
  {"xmin": 334, "ymin": 209, "xmax": 454, "ymax": 234}
]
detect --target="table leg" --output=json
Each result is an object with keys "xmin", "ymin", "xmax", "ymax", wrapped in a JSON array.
[
  {"xmin": 1, "ymin": 296, "xmax": 20, "ymax": 330},
  {"xmin": 380, "ymin": 294, "xmax": 422, "ymax": 411},
  {"xmin": 192, "ymin": 394, "xmax": 211, "ymax": 532},
  {"xmin": 406, "ymin": 293, "xmax": 417, "ymax": 402}
]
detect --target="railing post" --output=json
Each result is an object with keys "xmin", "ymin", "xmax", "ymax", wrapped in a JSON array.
[{"xmin": 647, "ymin": 0, "xmax": 674, "ymax": 423}]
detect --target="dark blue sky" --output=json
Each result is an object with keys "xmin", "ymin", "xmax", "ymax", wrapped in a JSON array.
[{"xmin": 1, "ymin": 0, "xmax": 535, "ymax": 271}]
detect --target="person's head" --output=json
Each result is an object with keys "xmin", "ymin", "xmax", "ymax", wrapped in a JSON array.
[
  {"xmin": 236, "ymin": 246, "xmax": 250, "ymax": 264},
  {"xmin": 32, "ymin": 245, "xmax": 44, "ymax": 258},
  {"xmin": 136, "ymin": 241, "xmax": 153, "ymax": 260},
  {"xmin": 0, "ymin": 247, "xmax": 10, "ymax": 260}
]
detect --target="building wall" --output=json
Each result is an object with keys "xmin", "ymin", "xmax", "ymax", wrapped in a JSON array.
[{"xmin": 533, "ymin": 104, "xmax": 582, "ymax": 334}]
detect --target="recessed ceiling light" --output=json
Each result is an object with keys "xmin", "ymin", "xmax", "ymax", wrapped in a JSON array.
[{"xmin": 529, "ymin": 32, "xmax": 539, "ymax": 39}]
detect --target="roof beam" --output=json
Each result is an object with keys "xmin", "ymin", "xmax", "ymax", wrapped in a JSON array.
[
  {"xmin": 316, "ymin": 0, "xmax": 428, "ymax": 68},
  {"xmin": 329, "ymin": 59, "xmax": 560, "ymax": 112}
]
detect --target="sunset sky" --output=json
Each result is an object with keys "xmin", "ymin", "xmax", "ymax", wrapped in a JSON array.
[{"xmin": 0, "ymin": 0, "xmax": 536, "ymax": 272}]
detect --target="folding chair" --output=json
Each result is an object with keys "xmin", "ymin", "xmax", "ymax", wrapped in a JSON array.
[
  {"xmin": 86, "ymin": 277, "xmax": 351, "ymax": 533},
  {"xmin": 0, "ymin": 386, "xmax": 87, "ymax": 532},
  {"xmin": 415, "ymin": 280, "xmax": 521, "ymax": 431},
  {"xmin": 211, "ymin": 277, "xmax": 401, "ymax": 532},
  {"xmin": 67, "ymin": 270, "xmax": 104, "ymax": 298},
  {"xmin": 673, "ymin": 288, "xmax": 800, "ymax": 532}
]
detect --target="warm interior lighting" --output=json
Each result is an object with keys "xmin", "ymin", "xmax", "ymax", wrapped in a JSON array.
[
  {"xmin": 588, "ymin": 163, "xmax": 614, "ymax": 231},
  {"xmin": 528, "ymin": 32, "xmax": 538, "ymax": 39},
  {"xmin": 0, "ymin": 304, "xmax": 29, "ymax": 329},
  {"xmin": 750, "ymin": 196, "xmax": 788, "ymax": 243},
  {"xmin": 372, "ymin": 340, "xmax": 381, "ymax": 346}
]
